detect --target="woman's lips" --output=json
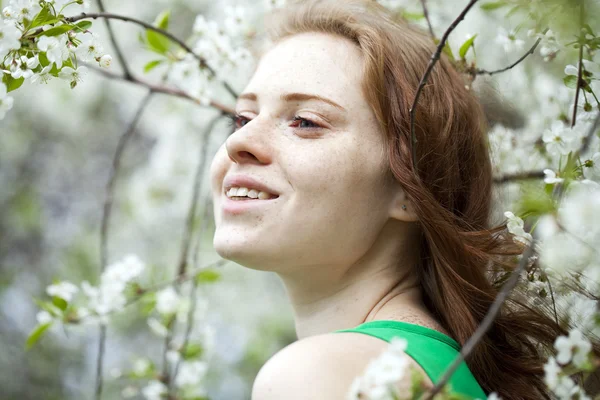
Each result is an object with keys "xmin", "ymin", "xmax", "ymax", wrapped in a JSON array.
[{"xmin": 222, "ymin": 195, "xmax": 279, "ymax": 215}]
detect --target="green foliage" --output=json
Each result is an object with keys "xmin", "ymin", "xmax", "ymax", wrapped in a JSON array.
[
  {"xmin": 181, "ymin": 342, "xmax": 204, "ymax": 359},
  {"xmin": 144, "ymin": 59, "xmax": 164, "ymax": 73},
  {"xmin": 195, "ymin": 269, "xmax": 221, "ymax": 284},
  {"xmin": 480, "ymin": 1, "xmax": 508, "ymax": 11},
  {"xmin": 517, "ymin": 186, "xmax": 557, "ymax": 218},
  {"xmin": 145, "ymin": 10, "xmax": 172, "ymax": 55},
  {"xmin": 39, "ymin": 24, "xmax": 76, "ymax": 37},
  {"xmin": 29, "ymin": 6, "xmax": 59, "ymax": 29},
  {"xmin": 564, "ymin": 74, "xmax": 578, "ymax": 89},
  {"xmin": 2, "ymin": 74, "xmax": 25, "ymax": 93},
  {"xmin": 459, "ymin": 34, "xmax": 477, "ymax": 59},
  {"xmin": 26, "ymin": 322, "xmax": 52, "ymax": 350}
]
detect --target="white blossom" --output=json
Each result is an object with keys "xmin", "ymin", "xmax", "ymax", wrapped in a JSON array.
[
  {"xmin": 36, "ymin": 310, "xmax": 54, "ymax": 324},
  {"xmin": 347, "ymin": 337, "xmax": 409, "ymax": 400},
  {"xmin": 543, "ymin": 169, "xmax": 563, "ymax": 185},
  {"xmin": 37, "ymin": 35, "xmax": 69, "ymax": 69},
  {"xmin": 10, "ymin": 54, "xmax": 39, "ymax": 79},
  {"xmin": 58, "ymin": 66, "xmax": 87, "ymax": 87},
  {"xmin": 175, "ymin": 360, "xmax": 208, "ymax": 387},
  {"xmin": 31, "ymin": 65, "xmax": 52, "ymax": 84},
  {"xmin": 46, "ymin": 281, "xmax": 79, "ymax": 301},
  {"xmin": 141, "ymin": 380, "xmax": 167, "ymax": 400},
  {"xmin": 263, "ymin": 0, "xmax": 287, "ymax": 11},
  {"xmin": 554, "ymin": 329, "xmax": 592, "ymax": 367},
  {"xmin": 0, "ymin": 18, "xmax": 21, "ymax": 59},
  {"xmin": 542, "ymin": 121, "xmax": 576, "ymax": 156},
  {"xmin": 0, "ymin": 82, "xmax": 14, "ymax": 120},
  {"xmin": 503, "ymin": 211, "xmax": 532, "ymax": 245},
  {"xmin": 147, "ymin": 317, "xmax": 168, "ymax": 337},
  {"xmin": 74, "ymin": 33, "xmax": 103, "ymax": 62},
  {"xmin": 223, "ymin": 5, "xmax": 251, "ymax": 38},
  {"xmin": 132, "ymin": 358, "xmax": 152, "ymax": 376},
  {"xmin": 495, "ymin": 27, "xmax": 524, "ymax": 53},
  {"xmin": 487, "ymin": 393, "xmax": 501, "ymax": 400},
  {"xmin": 99, "ymin": 54, "xmax": 112, "ymax": 68},
  {"xmin": 3, "ymin": 0, "xmax": 41, "ymax": 23},
  {"xmin": 155, "ymin": 286, "xmax": 181, "ymax": 315},
  {"xmin": 528, "ymin": 29, "xmax": 560, "ymax": 62},
  {"xmin": 583, "ymin": 152, "xmax": 600, "ymax": 180},
  {"xmin": 543, "ymin": 356, "xmax": 561, "ymax": 390}
]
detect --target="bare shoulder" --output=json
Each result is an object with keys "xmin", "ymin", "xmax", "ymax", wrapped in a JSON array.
[{"xmin": 251, "ymin": 331, "xmax": 432, "ymax": 400}]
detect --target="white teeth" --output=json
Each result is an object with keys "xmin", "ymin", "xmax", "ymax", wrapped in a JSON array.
[{"xmin": 226, "ymin": 186, "xmax": 275, "ymax": 200}]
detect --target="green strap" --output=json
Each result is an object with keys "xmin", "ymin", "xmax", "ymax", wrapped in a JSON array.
[{"xmin": 333, "ymin": 320, "xmax": 487, "ymax": 399}]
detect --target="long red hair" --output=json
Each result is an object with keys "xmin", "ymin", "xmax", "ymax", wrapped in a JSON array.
[{"xmin": 262, "ymin": 1, "xmax": 576, "ymax": 398}]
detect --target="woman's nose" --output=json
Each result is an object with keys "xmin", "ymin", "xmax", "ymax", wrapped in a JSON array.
[{"xmin": 225, "ymin": 119, "xmax": 273, "ymax": 165}]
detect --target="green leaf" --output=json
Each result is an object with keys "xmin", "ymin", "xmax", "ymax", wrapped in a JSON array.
[
  {"xmin": 73, "ymin": 20, "xmax": 92, "ymax": 32},
  {"xmin": 145, "ymin": 10, "xmax": 171, "ymax": 55},
  {"xmin": 26, "ymin": 322, "xmax": 52, "ymax": 350},
  {"xmin": 154, "ymin": 9, "xmax": 170, "ymax": 30},
  {"xmin": 2, "ymin": 74, "xmax": 25, "ymax": 92},
  {"xmin": 400, "ymin": 11, "xmax": 425, "ymax": 21},
  {"xmin": 564, "ymin": 75, "xmax": 578, "ymax": 89},
  {"xmin": 143, "ymin": 59, "xmax": 163, "ymax": 73},
  {"xmin": 480, "ymin": 1, "xmax": 507, "ymax": 11},
  {"xmin": 442, "ymin": 41, "xmax": 454, "ymax": 61},
  {"xmin": 182, "ymin": 343, "xmax": 204, "ymax": 359},
  {"xmin": 195, "ymin": 269, "xmax": 221, "ymax": 284},
  {"xmin": 459, "ymin": 34, "xmax": 477, "ymax": 59},
  {"xmin": 52, "ymin": 296, "xmax": 68, "ymax": 311},
  {"xmin": 40, "ymin": 24, "xmax": 75, "ymax": 36},
  {"xmin": 29, "ymin": 6, "xmax": 57, "ymax": 29}
]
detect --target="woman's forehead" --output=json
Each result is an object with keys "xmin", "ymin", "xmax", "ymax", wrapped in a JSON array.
[{"xmin": 241, "ymin": 32, "xmax": 365, "ymax": 110}]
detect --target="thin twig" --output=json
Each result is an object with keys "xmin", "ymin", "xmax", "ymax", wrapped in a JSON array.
[
  {"xmin": 422, "ymin": 242, "xmax": 536, "ymax": 400},
  {"xmin": 419, "ymin": 0, "xmax": 436, "ymax": 40},
  {"xmin": 169, "ymin": 115, "xmax": 222, "ymax": 393},
  {"xmin": 576, "ymin": 110, "xmax": 600, "ymax": 157},
  {"xmin": 475, "ymin": 38, "xmax": 541, "ymax": 76},
  {"xmin": 409, "ymin": 0, "xmax": 479, "ymax": 172},
  {"xmin": 65, "ymin": 12, "xmax": 238, "ymax": 98},
  {"xmin": 95, "ymin": 0, "xmax": 132, "ymax": 79},
  {"xmin": 493, "ymin": 170, "xmax": 545, "ymax": 184},
  {"xmin": 95, "ymin": 91, "xmax": 154, "ymax": 400},
  {"xmin": 571, "ymin": 1, "xmax": 585, "ymax": 128},
  {"xmin": 86, "ymin": 64, "xmax": 235, "ymax": 115}
]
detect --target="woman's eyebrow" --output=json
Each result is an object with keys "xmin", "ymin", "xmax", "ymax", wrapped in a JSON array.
[{"xmin": 237, "ymin": 92, "xmax": 347, "ymax": 112}]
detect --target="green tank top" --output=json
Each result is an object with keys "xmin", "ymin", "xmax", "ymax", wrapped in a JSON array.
[{"xmin": 333, "ymin": 320, "xmax": 486, "ymax": 399}]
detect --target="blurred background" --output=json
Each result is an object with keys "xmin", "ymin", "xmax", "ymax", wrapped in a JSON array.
[{"xmin": 1, "ymin": 0, "xmax": 598, "ymax": 399}]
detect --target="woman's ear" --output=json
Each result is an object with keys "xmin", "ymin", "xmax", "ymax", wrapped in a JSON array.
[{"xmin": 388, "ymin": 183, "xmax": 419, "ymax": 222}]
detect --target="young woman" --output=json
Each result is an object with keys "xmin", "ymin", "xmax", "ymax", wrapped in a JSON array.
[{"xmin": 210, "ymin": 0, "xmax": 566, "ymax": 398}]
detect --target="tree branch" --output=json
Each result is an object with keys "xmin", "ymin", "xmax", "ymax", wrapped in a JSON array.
[
  {"xmin": 493, "ymin": 170, "xmax": 545, "ymax": 184},
  {"xmin": 475, "ymin": 38, "xmax": 541, "ymax": 76},
  {"xmin": 423, "ymin": 242, "xmax": 536, "ymax": 400},
  {"xmin": 95, "ymin": 90, "xmax": 154, "ymax": 400},
  {"xmin": 419, "ymin": 0, "xmax": 436, "ymax": 40},
  {"xmin": 577, "ymin": 111, "xmax": 600, "ymax": 157},
  {"xmin": 571, "ymin": 2, "xmax": 585, "ymax": 128},
  {"xmin": 94, "ymin": 0, "xmax": 132, "ymax": 80},
  {"xmin": 85, "ymin": 64, "xmax": 235, "ymax": 115},
  {"xmin": 65, "ymin": 12, "xmax": 238, "ymax": 98},
  {"xmin": 409, "ymin": 0, "xmax": 479, "ymax": 172}
]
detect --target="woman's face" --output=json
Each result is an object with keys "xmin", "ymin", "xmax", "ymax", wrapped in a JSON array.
[{"xmin": 210, "ymin": 32, "xmax": 400, "ymax": 273}]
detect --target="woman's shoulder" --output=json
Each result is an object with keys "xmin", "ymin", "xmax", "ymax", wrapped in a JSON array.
[{"xmin": 251, "ymin": 330, "xmax": 432, "ymax": 400}]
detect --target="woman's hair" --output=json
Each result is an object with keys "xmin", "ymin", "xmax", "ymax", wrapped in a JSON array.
[{"xmin": 261, "ymin": 1, "xmax": 580, "ymax": 398}]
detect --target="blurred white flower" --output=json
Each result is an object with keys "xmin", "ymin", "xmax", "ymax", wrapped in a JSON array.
[
  {"xmin": 147, "ymin": 317, "xmax": 168, "ymax": 337},
  {"xmin": 0, "ymin": 82, "xmax": 14, "ymax": 120},
  {"xmin": 0, "ymin": 18, "xmax": 21, "ymax": 59},
  {"xmin": 156, "ymin": 286, "xmax": 181, "ymax": 315},
  {"xmin": 37, "ymin": 35, "xmax": 69, "ymax": 69},
  {"xmin": 3, "ymin": 0, "xmax": 40, "ymax": 23},
  {"xmin": 175, "ymin": 360, "xmax": 208, "ymax": 387},
  {"xmin": 529, "ymin": 29, "xmax": 560, "ymax": 61},
  {"xmin": 487, "ymin": 393, "xmax": 501, "ymax": 400},
  {"xmin": 46, "ymin": 281, "xmax": 79, "ymax": 301},
  {"xmin": 495, "ymin": 27, "xmax": 524, "ymax": 53},
  {"xmin": 133, "ymin": 358, "xmax": 152, "ymax": 375},
  {"xmin": 583, "ymin": 152, "xmax": 600, "ymax": 180},
  {"xmin": 263, "ymin": 0, "xmax": 286, "ymax": 11},
  {"xmin": 223, "ymin": 5, "xmax": 250, "ymax": 38},
  {"xmin": 503, "ymin": 211, "xmax": 532, "ymax": 245},
  {"xmin": 347, "ymin": 337, "xmax": 408, "ymax": 400},
  {"xmin": 554, "ymin": 329, "xmax": 592, "ymax": 367},
  {"xmin": 543, "ymin": 356, "xmax": 561, "ymax": 390},
  {"xmin": 141, "ymin": 380, "xmax": 167, "ymax": 400},
  {"xmin": 121, "ymin": 386, "xmax": 138, "ymax": 398},
  {"xmin": 543, "ymin": 169, "xmax": 563, "ymax": 184},
  {"xmin": 36, "ymin": 310, "xmax": 54, "ymax": 324}
]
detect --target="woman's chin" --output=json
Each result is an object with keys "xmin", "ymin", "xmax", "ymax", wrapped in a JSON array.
[{"xmin": 213, "ymin": 234, "xmax": 276, "ymax": 271}]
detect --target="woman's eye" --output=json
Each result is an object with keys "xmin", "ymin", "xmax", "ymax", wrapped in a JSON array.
[
  {"xmin": 228, "ymin": 114, "xmax": 250, "ymax": 130},
  {"xmin": 290, "ymin": 116, "xmax": 320, "ymax": 129}
]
